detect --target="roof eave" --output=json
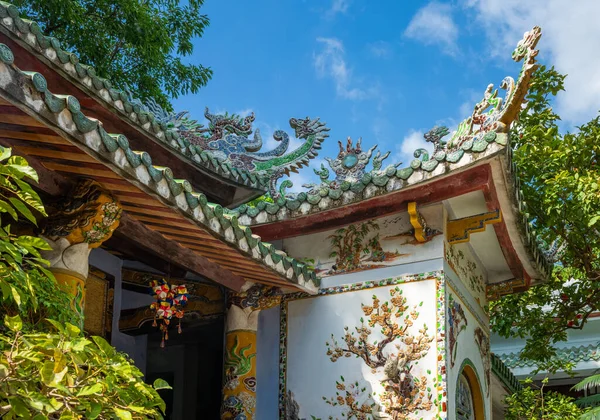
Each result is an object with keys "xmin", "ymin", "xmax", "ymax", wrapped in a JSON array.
[
  {"xmin": 0, "ymin": 43, "xmax": 320, "ymax": 292},
  {"xmin": 0, "ymin": 4, "xmax": 268, "ymax": 203}
]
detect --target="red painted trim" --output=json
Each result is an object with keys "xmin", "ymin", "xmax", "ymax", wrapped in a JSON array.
[
  {"xmin": 253, "ymin": 162, "xmax": 531, "ymax": 283},
  {"xmin": 483, "ymin": 174, "xmax": 527, "ymax": 281},
  {"xmin": 253, "ymin": 165, "xmax": 491, "ymax": 240}
]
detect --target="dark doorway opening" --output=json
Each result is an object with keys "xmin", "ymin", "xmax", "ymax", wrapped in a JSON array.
[{"xmin": 145, "ymin": 317, "xmax": 225, "ymax": 420}]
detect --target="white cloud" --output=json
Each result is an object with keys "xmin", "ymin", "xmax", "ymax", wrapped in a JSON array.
[
  {"xmin": 404, "ymin": 2, "xmax": 459, "ymax": 55},
  {"xmin": 234, "ymin": 108, "xmax": 254, "ymax": 118},
  {"xmin": 463, "ymin": 0, "xmax": 600, "ymax": 124},
  {"xmin": 328, "ymin": 0, "xmax": 350, "ymax": 16},
  {"xmin": 456, "ymin": 88, "xmax": 482, "ymax": 119},
  {"xmin": 368, "ymin": 41, "xmax": 392, "ymax": 59},
  {"xmin": 394, "ymin": 130, "xmax": 432, "ymax": 164},
  {"xmin": 313, "ymin": 37, "xmax": 379, "ymax": 101}
]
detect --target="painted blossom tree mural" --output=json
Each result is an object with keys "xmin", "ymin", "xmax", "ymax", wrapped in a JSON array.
[
  {"xmin": 328, "ymin": 220, "xmax": 379, "ymax": 272},
  {"xmin": 322, "ymin": 287, "xmax": 435, "ymax": 419}
]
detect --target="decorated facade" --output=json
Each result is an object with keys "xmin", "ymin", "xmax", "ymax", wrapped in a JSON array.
[{"xmin": 0, "ymin": 2, "xmax": 552, "ymax": 419}]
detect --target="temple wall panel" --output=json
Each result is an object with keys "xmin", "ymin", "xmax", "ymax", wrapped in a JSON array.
[
  {"xmin": 281, "ymin": 203, "xmax": 445, "ymax": 281},
  {"xmin": 445, "ymin": 267, "xmax": 491, "ymax": 420},
  {"xmin": 275, "ymin": 269, "xmax": 446, "ymax": 419}
]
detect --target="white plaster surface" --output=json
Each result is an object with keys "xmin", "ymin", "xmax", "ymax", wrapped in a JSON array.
[
  {"xmin": 283, "ymin": 203, "xmax": 444, "ymax": 278},
  {"xmin": 446, "ymin": 286, "xmax": 491, "ymax": 420},
  {"xmin": 286, "ymin": 278, "xmax": 439, "ymax": 419}
]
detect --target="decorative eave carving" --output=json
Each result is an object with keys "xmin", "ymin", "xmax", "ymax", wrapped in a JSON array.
[
  {"xmin": 486, "ymin": 278, "xmax": 529, "ymax": 301},
  {"xmin": 42, "ymin": 179, "xmax": 122, "ymax": 248},
  {"xmin": 446, "ymin": 209, "xmax": 503, "ymax": 244},
  {"xmin": 40, "ymin": 179, "xmax": 121, "ymax": 279},
  {"xmin": 408, "ymin": 202, "xmax": 434, "ymax": 243}
]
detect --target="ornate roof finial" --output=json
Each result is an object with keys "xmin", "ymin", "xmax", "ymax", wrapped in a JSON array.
[
  {"xmin": 303, "ymin": 137, "xmax": 400, "ymax": 193},
  {"xmin": 325, "ymin": 137, "xmax": 376, "ymax": 184},
  {"xmin": 445, "ymin": 26, "xmax": 542, "ymax": 150}
]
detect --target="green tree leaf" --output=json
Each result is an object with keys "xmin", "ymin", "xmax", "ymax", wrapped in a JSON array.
[
  {"xmin": 153, "ymin": 378, "xmax": 172, "ymax": 390},
  {"xmin": 4, "ymin": 314, "xmax": 22, "ymax": 331},
  {"xmin": 0, "ymin": 146, "xmax": 12, "ymax": 161},
  {"xmin": 7, "ymin": 155, "xmax": 38, "ymax": 181},
  {"xmin": 77, "ymin": 383, "xmax": 104, "ymax": 396},
  {"xmin": 0, "ymin": 199, "xmax": 17, "ymax": 220},
  {"xmin": 114, "ymin": 408, "xmax": 133, "ymax": 420},
  {"xmin": 9, "ymin": 197, "xmax": 37, "ymax": 225}
]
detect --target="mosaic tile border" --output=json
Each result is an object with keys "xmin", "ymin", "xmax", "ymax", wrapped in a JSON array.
[{"xmin": 278, "ymin": 270, "xmax": 447, "ymax": 419}]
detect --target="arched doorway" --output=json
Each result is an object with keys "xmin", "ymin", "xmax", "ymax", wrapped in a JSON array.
[{"xmin": 456, "ymin": 362, "xmax": 485, "ymax": 420}]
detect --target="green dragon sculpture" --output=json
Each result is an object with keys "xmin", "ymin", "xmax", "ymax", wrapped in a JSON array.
[
  {"xmin": 145, "ymin": 106, "xmax": 329, "ymax": 198},
  {"xmin": 447, "ymin": 26, "xmax": 541, "ymax": 149}
]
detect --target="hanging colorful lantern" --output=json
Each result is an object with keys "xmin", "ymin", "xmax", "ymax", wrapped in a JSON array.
[{"xmin": 149, "ymin": 279, "xmax": 188, "ymax": 347}]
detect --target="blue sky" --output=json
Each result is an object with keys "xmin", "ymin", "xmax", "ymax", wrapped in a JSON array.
[{"xmin": 173, "ymin": 0, "xmax": 600, "ymax": 190}]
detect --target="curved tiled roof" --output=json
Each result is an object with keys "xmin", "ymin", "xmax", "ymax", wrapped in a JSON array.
[
  {"xmin": 491, "ymin": 353, "xmax": 523, "ymax": 394},
  {"xmin": 498, "ymin": 344, "xmax": 600, "ymax": 369},
  {"xmin": 0, "ymin": 42, "xmax": 320, "ymax": 291},
  {"xmin": 237, "ymin": 132, "xmax": 507, "ymax": 223},
  {"xmin": 0, "ymin": 1, "xmax": 269, "ymax": 191}
]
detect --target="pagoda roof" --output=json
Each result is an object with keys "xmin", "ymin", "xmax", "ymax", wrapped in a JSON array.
[
  {"xmin": 235, "ymin": 26, "xmax": 552, "ymax": 287},
  {"xmin": 0, "ymin": 1, "xmax": 333, "ymax": 207},
  {"xmin": 0, "ymin": 1, "xmax": 329, "ymax": 207},
  {"xmin": 0, "ymin": 34, "xmax": 319, "ymax": 292}
]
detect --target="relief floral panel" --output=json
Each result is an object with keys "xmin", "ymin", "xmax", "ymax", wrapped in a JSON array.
[
  {"xmin": 444, "ymin": 242, "xmax": 487, "ymax": 312},
  {"xmin": 282, "ymin": 276, "xmax": 444, "ymax": 419},
  {"xmin": 283, "ymin": 205, "xmax": 443, "ymax": 277},
  {"xmin": 445, "ymin": 288, "xmax": 491, "ymax": 419}
]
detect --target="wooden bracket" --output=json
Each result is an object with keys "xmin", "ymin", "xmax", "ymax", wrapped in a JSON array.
[
  {"xmin": 408, "ymin": 202, "xmax": 428, "ymax": 242},
  {"xmin": 446, "ymin": 209, "xmax": 502, "ymax": 244}
]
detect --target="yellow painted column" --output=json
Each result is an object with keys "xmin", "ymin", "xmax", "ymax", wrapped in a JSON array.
[
  {"xmin": 41, "ymin": 179, "xmax": 121, "ymax": 325},
  {"xmin": 52, "ymin": 268, "xmax": 88, "ymax": 320},
  {"xmin": 221, "ymin": 284, "xmax": 281, "ymax": 420},
  {"xmin": 222, "ymin": 330, "xmax": 258, "ymax": 419}
]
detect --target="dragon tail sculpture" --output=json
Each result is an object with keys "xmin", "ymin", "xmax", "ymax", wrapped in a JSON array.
[{"xmin": 447, "ymin": 26, "xmax": 541, "ymax": 149}]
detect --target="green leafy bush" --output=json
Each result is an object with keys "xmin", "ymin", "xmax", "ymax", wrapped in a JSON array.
[
  {"xmin": 0, "ymin": 147, "xmax": 167, "ymax": 418},
  {"xmin": 504, "ymin": 378, "xmax": 584, "ymax": 420},
  {"xmin": 0, "ymin": 316, "xmax": 168, "ymax": 419}
]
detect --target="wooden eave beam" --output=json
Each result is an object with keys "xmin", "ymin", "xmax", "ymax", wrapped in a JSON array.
[
  {"xmin": 0, "ymin": 144, "xmax": 246, "ymax": 291},
  {"xmin": 116, "ymin": 215, "xmax": 246, "ymax": 291}
]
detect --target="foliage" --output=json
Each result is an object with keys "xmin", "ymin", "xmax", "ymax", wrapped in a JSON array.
[
  {"xmin": 490, "ymin": 65, "xmax": 600, "ymax": 367},
  {"xmin": 0, "ymin": 149, "xmax": 168, "ymax": 418},
  {"xmin": 504, "ymin": 378, "xmax": 584, "ymax": 419},
  {"xmin": 328, "ymin": 221, "xmax": 379, "ymax": 272},
  {"xmin": 0, "ymin": 147, "xmax": 77, "ymax": 329},
  {"xmin": 573, "ymin": 374, "xmax": 600, "ymax": 419},
  {"xmin": 1, "ymin": 268, "xmax": 78, "ymax": 331},
  {"xmin": 0, "ymin": 315, "xmax": 169, "ymax": 419},
  {"xmin": 16, "ymin": 0, "xmax": 213, "ymax": 110}
]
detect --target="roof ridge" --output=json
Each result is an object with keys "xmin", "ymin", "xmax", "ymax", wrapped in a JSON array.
[
  {"xmin": 497, "ymin": 343, "xmax": 600, "ymax": 368},
  {"xmin": 0, "ymin": 41, "xmax": 320, "ymax": 291},
  {"xmin": 491, "ymin": 353, "xmax": 523, "ymax": 394},
  {"xmin": 0, "ymin": 1, "xmax": 269, "ymax": 190}
]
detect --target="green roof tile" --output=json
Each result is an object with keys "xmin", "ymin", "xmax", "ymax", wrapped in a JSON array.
[{"xmin": 0, "ymin": 42, "xmax": 319, "ymax": 293}]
